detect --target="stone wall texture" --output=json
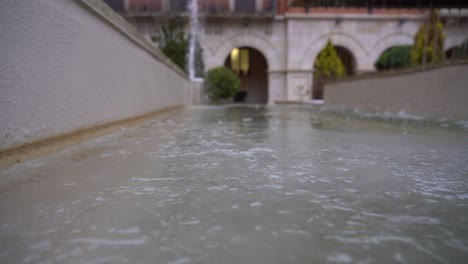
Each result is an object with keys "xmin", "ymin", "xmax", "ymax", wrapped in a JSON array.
[
  {"xmin": 0, "ymin": 0, "xmax": 190, "ymax": 150},
  {"xmin": 324, "ymin": 63, "xmax": 468, "ymax": 120}
]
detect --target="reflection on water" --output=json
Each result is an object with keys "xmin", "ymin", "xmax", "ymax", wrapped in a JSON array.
[{"xmin": 1, "ymin": 105, "xmax": 468, "ymax": 264}]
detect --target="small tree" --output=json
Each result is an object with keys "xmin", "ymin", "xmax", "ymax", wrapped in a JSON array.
[
  {"xmin": 315, "ymin": 39, "xmax": 346, "ymax": 79},
  {"xmin": 205, "ymin": 67, "xmax": 240, "ymax": 101},
  {"xmin": 411, "ymin": 10, "xmax": 445, "ymax": 65},
  {"xmin": 152, "ymin": 19, "xmax": 188, "ymax": 73}
]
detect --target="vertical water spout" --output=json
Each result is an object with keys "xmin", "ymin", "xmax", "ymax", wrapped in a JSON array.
[{"xmin": 188, "ymin": 0, "xmax": 199, "ymax": 80}]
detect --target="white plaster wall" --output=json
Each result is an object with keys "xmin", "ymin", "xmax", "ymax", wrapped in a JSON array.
[
  {"xmin": 123, "ymin": 11, "xmax": 468, "ymax": 103},
  {"xmin": 287, "ymin": 16, "xmax": 423, "ymax": 72},
  {"xmin": 0, "ymin": 0, "xmax": 189, "ymax": 149}
]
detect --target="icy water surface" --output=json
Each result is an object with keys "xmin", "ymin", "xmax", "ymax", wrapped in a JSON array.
[{"xmin": 1, "ymin": 105, "xmax": 468, "ymax": 264}]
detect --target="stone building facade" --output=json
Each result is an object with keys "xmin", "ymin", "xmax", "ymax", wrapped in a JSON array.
[{"xmin": 106, "ymin": 0, "xmax": 468, "ymax": 103}]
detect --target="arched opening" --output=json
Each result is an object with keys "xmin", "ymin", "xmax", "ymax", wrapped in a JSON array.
[
  {"xmin": 446, "ymin": 47, "xmax": 459, "ymax": 59},
  {"xmin": 224, "ymin": 47, "xmax": 268, "ymax": 104},
  {"xmin": 312, "ymin": 45, "xmax": 356, "ymax": 99},
  {"xmin": 446, "ymin": 41, "xmax": 468, "ymax": 60},
  {"xmin": 334, "ymin": 46, "xmax": 356, "ymax": 76},
  {"xmin": 374, "ymin": 45, "xmax": 412, "ymax": 71}
]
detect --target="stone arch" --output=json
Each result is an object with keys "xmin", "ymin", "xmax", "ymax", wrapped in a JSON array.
[
  {"xmin": 445, "ymin": 38, "xmax": 468, "ymax": 59},
  {"xmin": 224, "ymin": 47, "xmax": 269, "ymax": 104},
  {"xmin": 445, "ymin": 46, "xmax": 459, "ymax": 59},
  {"xmin": 445, "ymin": 43, "xmax": 461, "ymax": 52},
  {"xmin": 198, "ymin": 38, "xmax": 214, "ymax": 71},
  {"xmin": 300, "ymin": 32, "xmax": 367, "ymax": 71},
  {"xmin": 369, "ymin": 32, "xmax": 414, "ymax": 67},
  {"xmin": 198, "ymin": 38, "xmax": 214, "ymax": 57},
  {"xmin": 209, "ymin": 34, "xmax": 281, "ymax": 71},
  {"xmin": 445, "ymin": 36, "xmax": 467, "ymax": 53}
]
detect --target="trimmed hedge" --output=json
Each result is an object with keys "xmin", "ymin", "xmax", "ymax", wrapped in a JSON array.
[
  {"xmin": 375, "ymin": 46, "xmax": 412, "ymax": 71},
  {"xmin": 205, "ymin": 67, "xmax": 240, "ymax": 101}
]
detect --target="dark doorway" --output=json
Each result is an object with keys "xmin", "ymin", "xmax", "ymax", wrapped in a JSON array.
[
  {"xmin": 224, "ymin": 47, "xmax": 268, "ymax": 104},
  {"xmin": 334, "ymin": 46, "xmax": 356, "ymax": 76}
]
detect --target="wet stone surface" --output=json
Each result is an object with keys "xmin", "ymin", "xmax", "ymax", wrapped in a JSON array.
[{"xmin": 1, "ymin": 105, "xmax": 468, "ymax": 264}]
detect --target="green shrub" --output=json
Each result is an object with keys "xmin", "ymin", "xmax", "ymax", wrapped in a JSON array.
[
  {"xmin": 205, "ymin": 67, "xmax": 240, "ymax": 101},
  {"xmin": 152, "ymin": 19, "xmax": 205, "ymax": 77},
  {"xmin": 411, "ymin": 10, "xmax": 445, "ymax": 65},
  {"xmin": 375, "ymin": 46, "xmax": 412, "ymax": 70},
  {"xmin": 314, "ymin": 39, "xmax": 346, "ymax": 79}
]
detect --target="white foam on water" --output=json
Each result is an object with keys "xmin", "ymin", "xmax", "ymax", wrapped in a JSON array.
[
  {"xmin": 326, "ymin": 253, "xmax": 352, "ymax": 263},
  {"xmin": 83, "ymin": 255, "xmax": 123, "ymax": 264},
  {"xmin": 206, "ymin": 226, "xmax": 222, "ymax": 233},
  {"xmin": 40, "ymin": 228, "xmax": 61, "ymax": 235},
  {"xmin": 68, "ymin": 236, "xmax": 147, "ymax": 246},
  {"xmin": 280, "ymin": 229, "xmax": 311, "ymax": 236},
  {"xmin": 394, "ymin": 252, "xmax": 406, "ymax": 263},
  {"xmin": 321, "ymin": 205, "xmax": 355, "ymax": 212},
  {"xmin": 180, "ymin": 219, "xmax": 200, "ymax": 226},
  {"xmin": 132, "ymin": 177, "xmax": 183, "ymax": 182},
  {"xmin": 329, "ymin": 235, "xmax": 414, "ymax": 245},
  {"xmin": 168, "ymin": 257, "xmax": 191, "ymax": 264},
  {"xmin": 362, "ymin": 212, "xmax": 440, "ymax": 225},
  {"xmin": 250, "ymin": 201, "xmax": 262, "ymax": 207},
  {"xmin": 29, "ymin": 240, "xmax": 51, "ymax": 250},
  {"xmin": 207, "ymin": 185, "xmax": 229, "ymax": 191},
  {"xmin": 115, "ymin": 227, "xmax": 141, "ymax": 234},
  {"xmin": 330, "ymin": 235, "xmax": 448, "ymax": 263}
]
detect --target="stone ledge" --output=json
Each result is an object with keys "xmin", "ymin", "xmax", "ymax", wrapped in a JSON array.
[
  {"xmin": 0, "ymin": 106, "xmax": 183, "ymax": 169},
  {"xmin": 75, "ymin": 0, "xmax": 188, "ymax": 80},
  {"xmin": 325, "ymin": 59, "xmax": 468, "ymax": 85}
]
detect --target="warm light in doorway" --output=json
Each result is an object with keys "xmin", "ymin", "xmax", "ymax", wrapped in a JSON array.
[
  {"xmin": 230, "ymin": 48, "xmax": 240, "ymax": 74},
  {"xmin": 230, "ymin": 48, "xmax": 250, "ymax": 75}
]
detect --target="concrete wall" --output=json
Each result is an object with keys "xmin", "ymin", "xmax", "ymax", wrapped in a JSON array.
[
  {"xmin": 324, "ymin": 63, "xmax": 468, "ymax": 120},
  {"xmin": 0, "ymin": 0, "xmax": 190, "ymax": 150}
]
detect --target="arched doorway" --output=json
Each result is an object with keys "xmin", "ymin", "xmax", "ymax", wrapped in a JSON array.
[
  {"xmin": 334, "ymin": 46, "xmax": 356, "ymax": 76},
  {"xmin": 312, "ymin": 46, "xmax": 356, "ymax": 99},
  {"xmin": 446, "ymin": 45, "xmax": 468, "ymax": 59},
  {"xmin": 446, "ymin": 47, "xmax": 459, "ymax": 59},
  {"xmin": 224, "ymin": 47, "xmax": 268, "ymax": 104}
]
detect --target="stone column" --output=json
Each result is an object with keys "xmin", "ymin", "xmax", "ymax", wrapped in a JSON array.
[
  {"xmin": 285, "ymin": 70, "xmax": 312, "ymax": 101},
  {"xmin": 162, "ymin": 0, "xmax": 169, "ymax": 12},
  {"xmin": 268, "ymin": 71, "xmax": 287, "ymax": 104},
  {"xmin": 256, "ymin": 0, "xmax": 263, "ymax": 11}
]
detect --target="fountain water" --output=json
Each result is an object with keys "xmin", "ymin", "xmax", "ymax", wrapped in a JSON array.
[
  {"xmin": 187, "ymin": 0, "xmax": 205, "ymax": 104},
  {"xmin": 187, "ymin": 0, "xmax": 199, "ymax": 80}
]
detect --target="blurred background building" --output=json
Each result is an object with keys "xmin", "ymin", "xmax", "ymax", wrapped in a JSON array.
[{"xmin": 103, "ymin": 0, "xmax": 468, "ymax": 103}]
